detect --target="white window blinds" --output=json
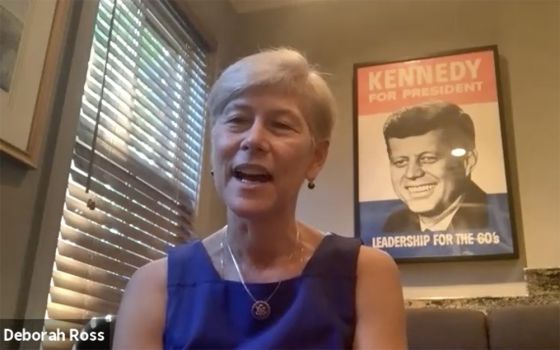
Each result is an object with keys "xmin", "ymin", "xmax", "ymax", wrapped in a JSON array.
[{"xmin": 43, "ymin": 0, "xmax": 208, "ymax": 347}]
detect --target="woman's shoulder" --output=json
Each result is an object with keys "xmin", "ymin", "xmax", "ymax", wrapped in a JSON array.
[
  {"xmin": 301, "ymin": 226, "xmax": 392, "ymax": 269},
  {"xmin": 113, "ymin": 258, "xmax": 168, "ymax": 349},
  {"xmin": 353, "ymin": 246, "xmax": 406, "ymax": 349},
  {"xmin": 131, "ymin": 257, "xmax": 168, "ymax": 288},
  {"xmin": 116, "ymin": 258, "xmax": 168, "ymax": 322},
  {"xmin": 357, "ymin": 245, "xmax": 399, "ymax": 276}
]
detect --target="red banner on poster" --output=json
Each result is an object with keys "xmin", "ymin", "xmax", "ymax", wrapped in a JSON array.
[{"xmin": 356, "ymin": 51, "xmax": 497, "ymax": 115}]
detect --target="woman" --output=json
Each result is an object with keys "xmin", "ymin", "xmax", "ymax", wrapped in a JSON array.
[{"xmin": 113, "ymin": 48, "xmax": 406, "ymax": 349}]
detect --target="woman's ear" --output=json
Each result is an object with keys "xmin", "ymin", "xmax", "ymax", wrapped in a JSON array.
[{"xmin": 306, "ymin": 140, "xmax": 330, "ymax": 180}]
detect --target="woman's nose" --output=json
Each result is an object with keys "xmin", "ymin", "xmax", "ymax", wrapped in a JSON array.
[
  {"xmin": 405, "ymin": 160, "xmax": 425, "ymax": 179},
  {"xmin": 240, "ymin": 120, "xmax": 269, "ymax": 152}
]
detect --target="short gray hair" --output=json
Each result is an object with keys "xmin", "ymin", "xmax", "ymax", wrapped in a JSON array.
[{"xmin": 207, "ymin": 48, "xmax": 336, "ymax": 142}]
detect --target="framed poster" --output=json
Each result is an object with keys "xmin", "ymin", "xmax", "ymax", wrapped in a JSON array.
[
  {"xmin": 353, "ymin": 46, "xmax": 518, "ymax": 262},
  {"xmin": 0, "ymin": 0, "xmax": 70, "ymax": 167}
]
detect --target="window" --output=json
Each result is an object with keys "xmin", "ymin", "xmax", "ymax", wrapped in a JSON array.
[{"xmin": 42, "ymin": 0, "xmax": 208, "ymax": 347}]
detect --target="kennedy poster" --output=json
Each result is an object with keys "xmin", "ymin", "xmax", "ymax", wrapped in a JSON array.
[{"xmin": 353, "ymin": 46, "xmax": 517, "ymax": 262}]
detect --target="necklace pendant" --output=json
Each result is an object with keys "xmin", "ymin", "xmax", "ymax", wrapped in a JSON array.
[{"xmin": 251, "ymin": 300, "xmax": 271, "ymax": 320}]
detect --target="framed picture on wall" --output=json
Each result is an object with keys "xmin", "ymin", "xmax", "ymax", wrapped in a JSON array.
[
  {"xmin": 0, "ymin": 0, "xmax": 70, "ymax": 167},
  {"xmin": 353, "ymin": 46, "xmax": 518, "ymax": 262}
]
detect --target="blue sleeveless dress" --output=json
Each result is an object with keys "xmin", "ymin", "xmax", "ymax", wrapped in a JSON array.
[{"xmin": 164, "ymin": 234, "xmax": 361, "ymax": 349}]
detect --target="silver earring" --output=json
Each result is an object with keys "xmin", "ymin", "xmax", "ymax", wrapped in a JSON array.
[{"xmin": 307, "ymin": 180, "xmax": 315, "ymax": 190}]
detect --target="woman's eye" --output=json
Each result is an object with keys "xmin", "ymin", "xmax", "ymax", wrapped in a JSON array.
[
  {"xmin": 272, "ymin": 121, "xmax": 292, "ymax": 130},
  {"xmin": 226, "ymin": 115, "xmax": 247, "ymax": 125}
]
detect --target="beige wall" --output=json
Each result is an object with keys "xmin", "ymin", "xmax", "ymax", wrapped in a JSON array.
[{"xmin": 232, "ymin": 0, "xmax": 559, "ymax": 298}]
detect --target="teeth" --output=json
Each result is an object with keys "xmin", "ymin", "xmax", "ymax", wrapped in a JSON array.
[
  {"xmin": 407, "ymin": 184, "xmax": 435, "ymax": 193},
  {"xmin": 232, "ymin": 164, "xmax": 272, "ymax": 184},
  {"xmin": 233, "ymin": 169, "xmax": 271, "ymax": 183},
  {"xmin": 234, "ymin": 164, "xmax": 270, "ymax": 176}
]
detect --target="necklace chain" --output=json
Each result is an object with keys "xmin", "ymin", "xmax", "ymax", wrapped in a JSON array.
[
  {"xmin": 227, "ymin": 241, "xmax": 282, "ymax": 303},
  {"xmin": 223, "ymin": 227, "xmax": 301, "ymax": 319}
]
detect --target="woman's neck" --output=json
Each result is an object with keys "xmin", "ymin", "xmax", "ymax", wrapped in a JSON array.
[{"xmin": 225, "ymin": 210, "xmax": 300, "ymax": 268}]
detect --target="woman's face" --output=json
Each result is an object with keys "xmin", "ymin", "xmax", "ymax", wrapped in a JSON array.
[{"xmin": 211, "ymin": 89, "xmax": 328, "ymax": 218}]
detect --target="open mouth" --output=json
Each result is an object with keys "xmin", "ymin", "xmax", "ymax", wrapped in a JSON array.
[
  {"xmin": 405, "ymin": 183, "xmax": 436, "ymax": 194},
  {"xmin": 232, "ymin": 164, "xmax": 273, "ymax": 183}
]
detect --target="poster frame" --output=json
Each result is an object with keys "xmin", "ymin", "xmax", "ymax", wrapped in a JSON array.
[{"xmin": 352, "ymin": 45, "xmax": 519, "ymax": 263}]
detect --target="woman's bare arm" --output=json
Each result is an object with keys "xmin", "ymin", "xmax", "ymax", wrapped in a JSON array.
[
  {"xmin": 353, "ymin": 246, "xmax": 407, "ymax": 349},
  {"xmin": 112, "ymin": 258, "xmax": 167, "ymax": 350}
]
